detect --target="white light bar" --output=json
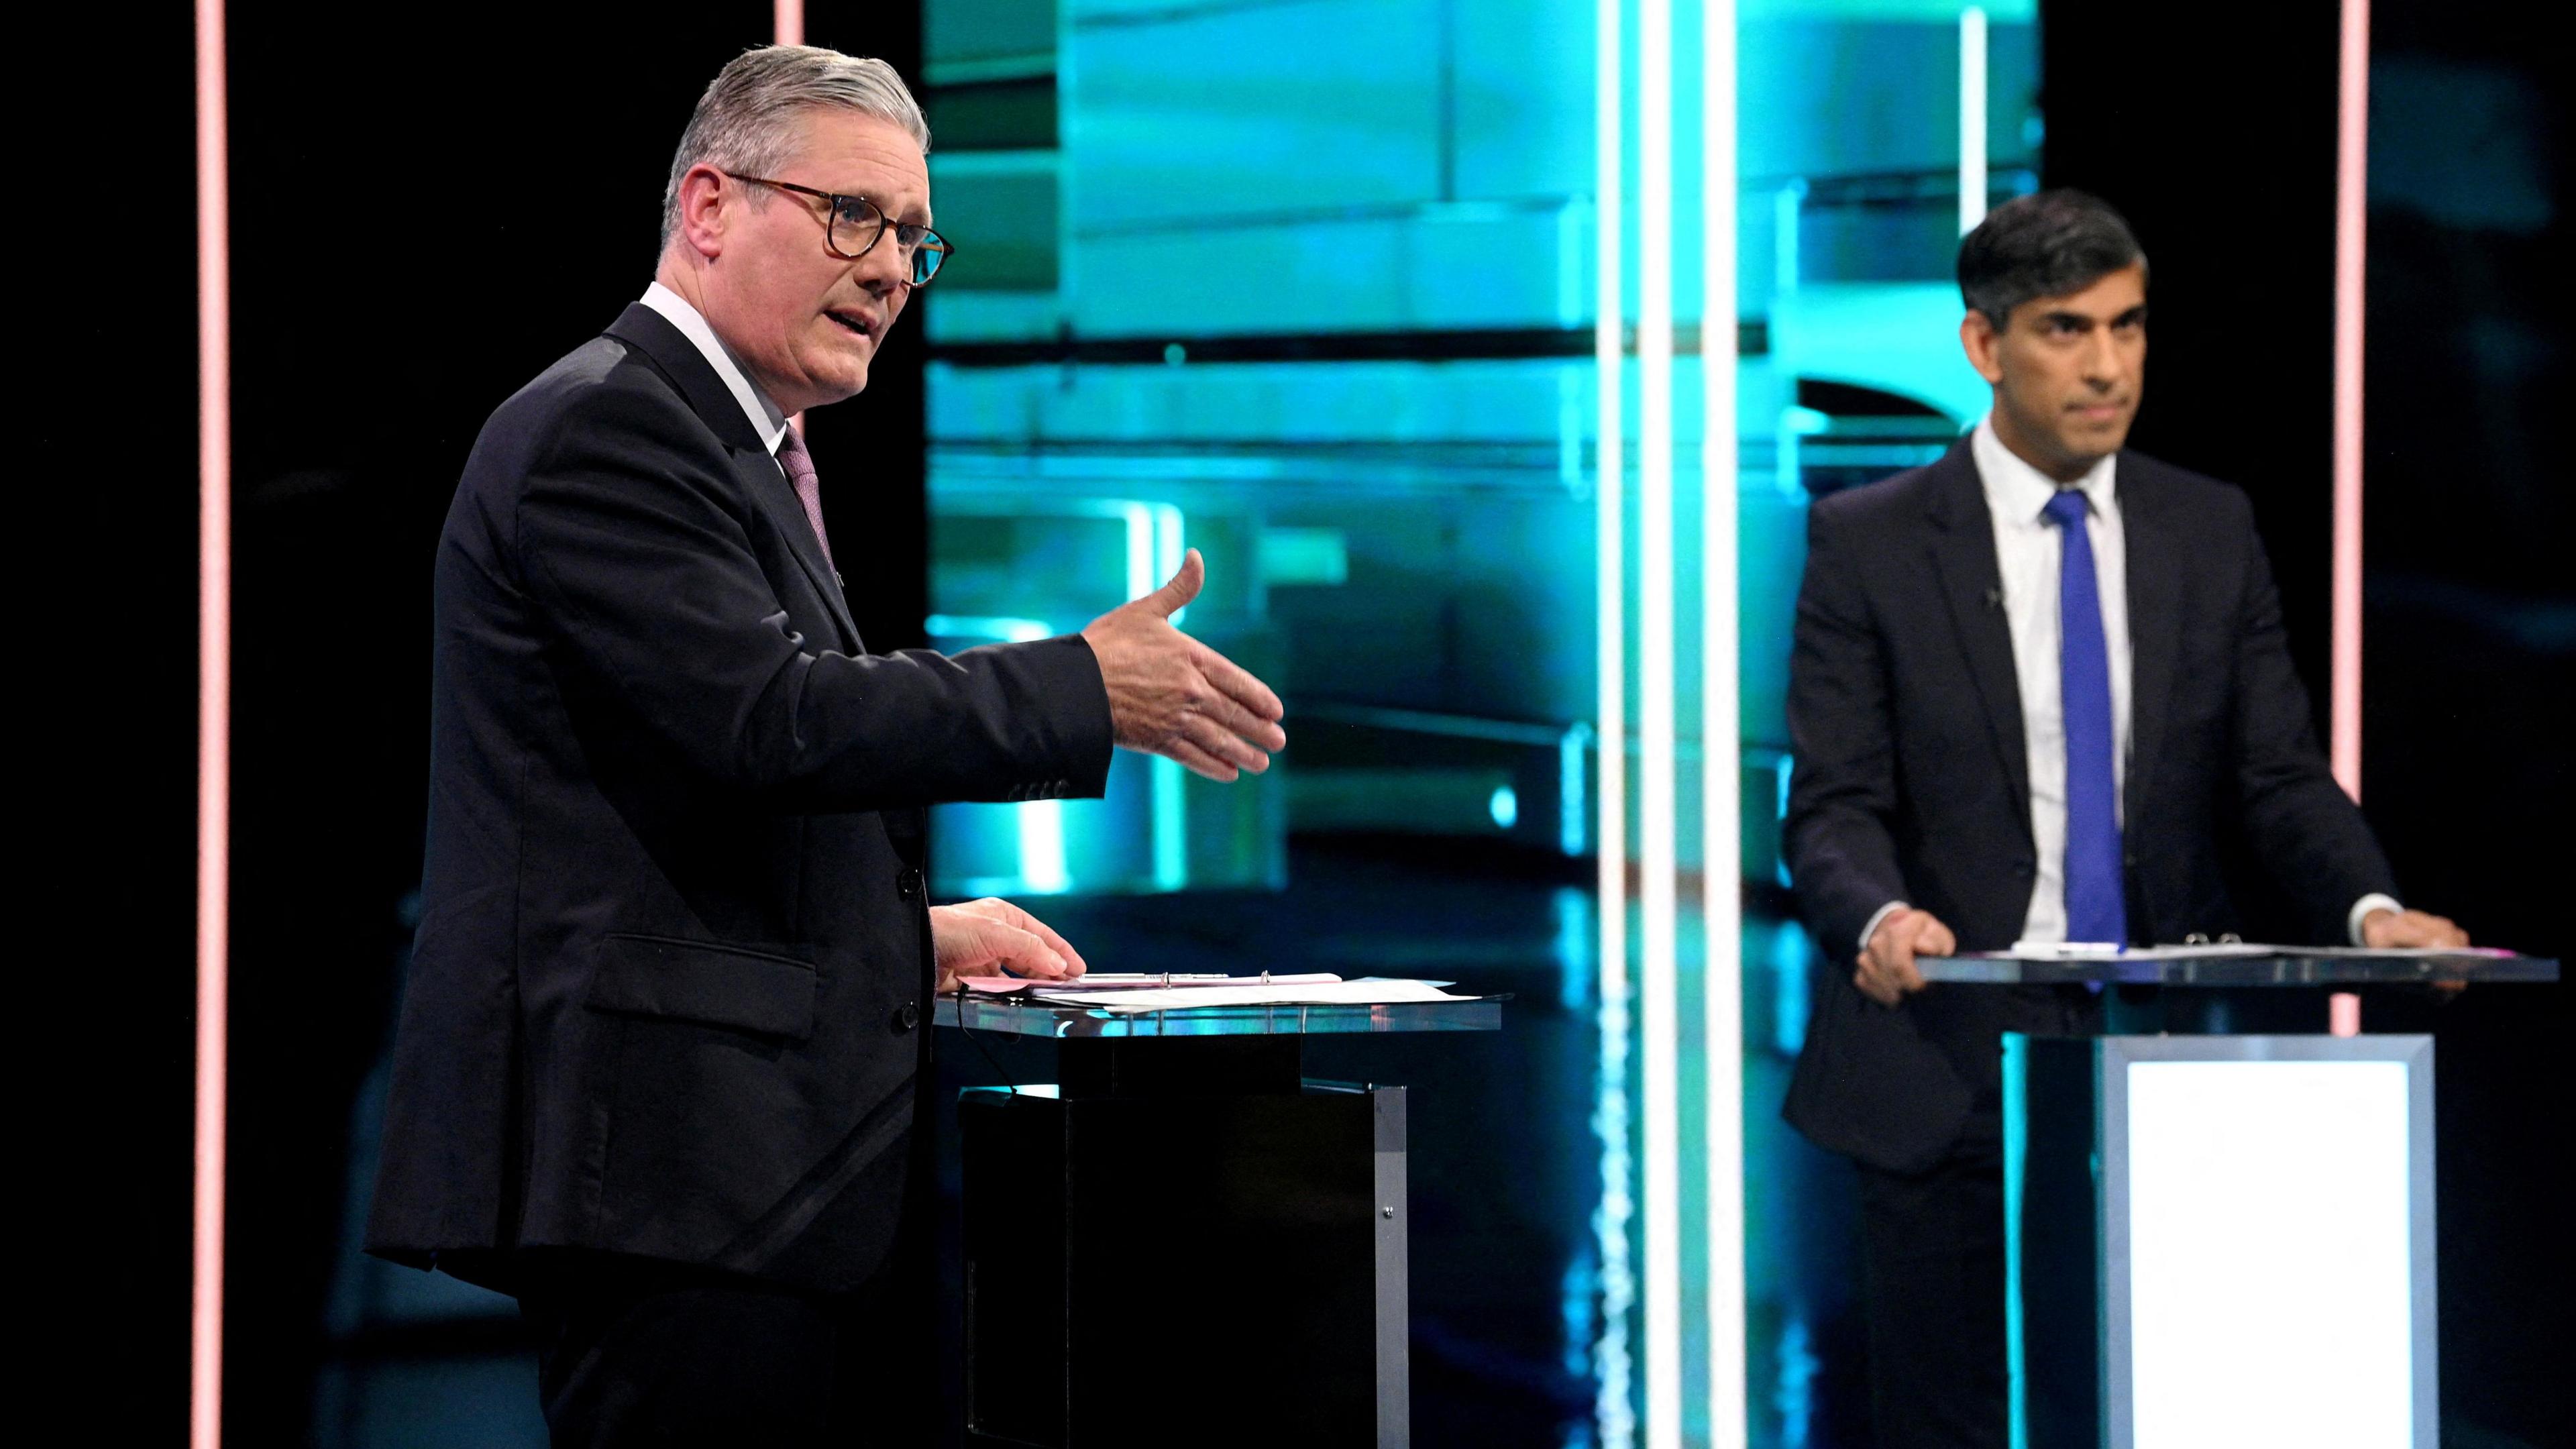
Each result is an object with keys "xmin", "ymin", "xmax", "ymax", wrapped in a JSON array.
[
  {"xmin": 1702, "ymin": 0, "xmax": 1747, "ymax": 1443},
  {"xmin": 1637, "ymin": 0, "xmax": 1681, "ymax": 1442},
  {"xmin": 1960, "ymin": 7, "xmax": 1988, "ymax": 235},
  {"xmin": 1594, "ymin": 0, "xmax": 1633, "ymax": 1435}
]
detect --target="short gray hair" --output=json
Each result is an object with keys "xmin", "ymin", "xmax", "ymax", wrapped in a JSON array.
[{"xmin": 660, "ymin": 46, "xmax": 932, "ymax": 252}]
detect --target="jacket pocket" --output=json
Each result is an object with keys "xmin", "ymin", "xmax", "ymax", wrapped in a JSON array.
[{"xmin": 585, "ymin": 933, "xmax": 818, "ymax": 1041}]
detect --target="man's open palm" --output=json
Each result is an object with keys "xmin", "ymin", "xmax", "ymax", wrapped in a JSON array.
[{"xmin": 1081, "ymin": 549, "xmax": 1287, "ymax": 782}]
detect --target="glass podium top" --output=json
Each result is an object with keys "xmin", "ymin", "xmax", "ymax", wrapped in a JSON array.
[
  {"xmin": 1917, "ymin": 947, "xmax": 2557, "ymax": 987},
  {"xmin": 934, "ymin": 991, "xmax": 1505, "ymax": 1039}
]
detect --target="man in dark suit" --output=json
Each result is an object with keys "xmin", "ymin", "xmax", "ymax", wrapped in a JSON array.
[
  {"xmin": 1779, "ymin": 190, "xmax": 2467, "ymax": 1448},
  {"xmin": 366, "ymin": 46, "xmax": 1286, "ymax": 1446}
]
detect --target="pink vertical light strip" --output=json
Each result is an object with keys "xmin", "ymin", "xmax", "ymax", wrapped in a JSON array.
[
  {"xmin": 192, "ymin": 0, "xmax": 231, "ymax": 1444},
  {"xmin": 2330, "ymin": 0, "xmax": 2369, "ymax": 800},
  {"xmin": 2328, "ymin": 992, "xmax": 2363, "ymax": 1037}
]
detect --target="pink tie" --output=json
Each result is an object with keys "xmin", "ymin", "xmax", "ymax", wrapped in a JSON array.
[{"xmin": 775, "ymin": 425, "xmax": 834, "ymax": 567}]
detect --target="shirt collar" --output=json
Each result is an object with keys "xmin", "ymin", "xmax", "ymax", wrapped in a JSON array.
[
  {"xmin": 638, "ymin": 281, "xmax": 790, "ymax": 456},
  {"xmin": 1972, "ymin": 413, "xmax": 2118, "ymax": 527}
]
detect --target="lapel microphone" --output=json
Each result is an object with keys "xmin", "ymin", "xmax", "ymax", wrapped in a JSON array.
[{"xmin": 1983, "ymin": 586, "xmax": 2003, "ymax": 610}]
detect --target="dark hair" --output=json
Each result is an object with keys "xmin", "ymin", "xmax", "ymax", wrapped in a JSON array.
[{"xmin": 1956, "ymin": 189, "xmax": 2147, "ymax": 327}]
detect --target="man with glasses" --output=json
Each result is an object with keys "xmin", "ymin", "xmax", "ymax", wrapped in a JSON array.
[{"xmin": 366, "ymin": 46, "xmax": 1286, "ymax": 1446}]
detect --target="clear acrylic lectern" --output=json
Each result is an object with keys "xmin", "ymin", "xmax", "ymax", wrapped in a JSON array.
[{"xmin": 936, "ymin": 991, "xmax": 1502, "ymax": 1449}]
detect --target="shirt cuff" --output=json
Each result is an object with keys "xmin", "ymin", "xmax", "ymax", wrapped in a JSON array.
[
  {"xmin": 1858, "ymin": 900, "xmax": 1910, "ymax": 955},
  {"xmin": 2348, "ymin": 893, "xmax": 2404, "ymax": 947}
]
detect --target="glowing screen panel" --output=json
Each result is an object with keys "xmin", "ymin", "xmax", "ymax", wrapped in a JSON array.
[{"xmin": 2119, "ymin": 1056, "xmax": 2421, "ymax": 1449}]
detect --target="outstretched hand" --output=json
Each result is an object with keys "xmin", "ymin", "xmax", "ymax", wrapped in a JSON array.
[
  {"xmin": 931, "ymin": 898, "xmax": 1089, "ymax": 994},
  {"xmin": 1080, "ymin": 549, "xmax": 1287, "ymax": 782}
]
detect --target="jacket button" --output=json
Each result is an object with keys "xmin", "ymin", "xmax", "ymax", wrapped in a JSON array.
[
  {"xmin": 898, "ymin": 868, "xmax": 922, "ymax": 900},
  {"xmin": 893, "ymin": 1001, "xmax": 920, "ymax": 1032}
]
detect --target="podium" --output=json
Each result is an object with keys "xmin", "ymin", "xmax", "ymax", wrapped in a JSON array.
[
  {"xmin": 1915, "ymin": 950, "xmax": 2558, "ymax": 1449},
  {"xmin": 936, "ymin": 993, "xmax": 1501, "ymax": 1449}
]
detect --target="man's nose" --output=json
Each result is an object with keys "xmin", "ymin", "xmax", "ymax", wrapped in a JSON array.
[
  {"xmin": 2080, "ymin": 329, "xmax": 2125, "ymax": 386},
  {"xmin": 855, "ymin": 240, "xmax": 910, "ymax": 295}
]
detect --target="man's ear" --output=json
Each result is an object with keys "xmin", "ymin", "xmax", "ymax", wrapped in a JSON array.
[
  {"xmin": 676, "ymin": 164, "xmax": 731, "ymax": 259},
  {"xmin": 1959, "ymin": 309, "xmax": 2006, "ymax": 385}
]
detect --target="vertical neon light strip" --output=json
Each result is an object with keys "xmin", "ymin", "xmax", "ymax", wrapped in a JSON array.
[
  {"xmin": 1152, "ymin": 508, "xmax": 1188, "ymax": 888},
  {"xmin": 1593, "ymin": 0, "xmax": 1634, "ymax": 1440},
  {"xmin": 192, "ymin": 0, "xmax": 231, "ymax": 1444},
  {"xmin": 1118, "ymin": 504, "xmax": 1191, "ymax": 890},
  {"xmin": 1701, "ymin": 0, "xmax": 1746, "ymax": 1442},
  {"xmin": 1959, "ymin": 8, "xmax": 1987, "ymax": 235},
  {"xmin": 2330, "ymin": 0, "xmax": 2368, "ymax": 798},
  {"xmin": 1635, "ymin": 0, "xmax": 1680, "ymax": 1443}
]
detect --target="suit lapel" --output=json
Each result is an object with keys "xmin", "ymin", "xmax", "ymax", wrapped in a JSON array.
[
  {"xmin": 1923, "ymin": 446, "xmax": 2033, "ymax": 828},
  {"xmin": 604, "ymin": 305, "xmax": 863, "ymax": 653},
  {"xmin": 2118, "ymin": 454, "xmax": 2180, "ymax": 828}
]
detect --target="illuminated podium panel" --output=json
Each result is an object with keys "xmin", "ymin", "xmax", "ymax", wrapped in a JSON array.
[
  {"xmin": 1935, "ymin": 950, "xmax": 2558, "ymax": 1449},
  {"xmin": 938, "ymin": 995, "xmax": 1500, "ymax": 1449},
  {"xmin": 2006, "ymin": 1034, "xmax": 2436, "ymax": 1449}
]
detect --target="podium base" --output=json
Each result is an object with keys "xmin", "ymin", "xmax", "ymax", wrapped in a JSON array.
[{"xmin": 961, "ymin": 1073, "xmax": 1409, "ymax": 1447}]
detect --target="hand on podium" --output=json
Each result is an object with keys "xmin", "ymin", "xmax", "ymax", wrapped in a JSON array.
[
  {"xmin": 2361, "ymin": 906, "xmax": 2469, "ymax": 950},
  {"xmin": 1082, "ymin": 548, "xmax": 1287, "ymax": 783},
  {"xmin": 1858, "ymin": 906, "xmax": 1955, "ymax": 1006},
  {"xmin": 932, "ymin": 898, "xmax": 1089, "ymax": 994}
]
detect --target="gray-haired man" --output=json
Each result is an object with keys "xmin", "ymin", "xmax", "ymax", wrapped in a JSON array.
[{"xmin": 367, "ymin": 47, "xmax": 1284, "ymax": 1444}]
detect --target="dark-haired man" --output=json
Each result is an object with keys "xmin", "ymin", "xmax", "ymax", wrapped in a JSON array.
[{"xmin": 1779, "ymin": 189, "xmax": 2465, "ymax": 1447}]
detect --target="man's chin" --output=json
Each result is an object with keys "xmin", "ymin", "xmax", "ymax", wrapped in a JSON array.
[
  {"xmin": 2059, "ymin": 421, "xmax": 2131, "ymax": 462},
  {"xmin": 801, "ymin": 366, "xmax": 871, "ymax": 409}
]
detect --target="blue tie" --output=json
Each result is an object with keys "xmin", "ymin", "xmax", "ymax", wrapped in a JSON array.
[{"xmin": 2044, "ymin": 488, "xmax": 2128, "ymax": 946}]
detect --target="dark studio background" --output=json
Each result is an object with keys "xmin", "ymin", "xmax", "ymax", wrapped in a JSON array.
[{"xmin": 48, "ymin": 0, "xmax": 2569, "ymax": 1441}]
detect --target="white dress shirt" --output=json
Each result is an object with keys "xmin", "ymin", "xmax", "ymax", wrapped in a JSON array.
[
  {"xmin": 639, "ymin": 282, "xmax": 790, "ymax": 460},
  {"xmin": 1856, "ymin": 416, "xmax": 2399, "ymax": 953},
  {"xmin": 1974, "ymin": 418, "xmax": 2130, "ymax": 945}
]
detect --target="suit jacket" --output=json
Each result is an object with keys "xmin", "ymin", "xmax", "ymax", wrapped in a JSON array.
[
  {"xmin": 1780, "ymin": 442, "xmax": 2397, "ymax": 1174},
  {"xmin": 366, "ymin": 304, "xmax": 1114, "ymax": 1294}
]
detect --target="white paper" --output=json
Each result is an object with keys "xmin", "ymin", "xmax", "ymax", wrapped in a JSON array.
[
  {"xmin": 1028, "ymin": 977, "xmax": 1474, "ymax": 1013},
  {"xmin": 1960, "ymin": 941, "xmax": 2281, "ymax": 961},
  {"xmin": 963, "ymin": 971, "xmax": 1341, "ymax": 994},
  {"xmin": 2279, "ymin": 945, "xmax": 2516, "ymax": 959}
]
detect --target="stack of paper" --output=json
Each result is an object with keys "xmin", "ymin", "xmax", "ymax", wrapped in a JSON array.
[
  {"xmin": 1960, "ymin": 942, "xmax": 2277, "ymax": 961},
  {"xmin": 1032, "ymin": 978, "xmax": 1476, "ymax": 1013},
  {"xmin": 1958, "ymin": 942, "xmax": 2516, "ymax": 962},
  {"xmin": 957, "ymin": 971, "xmax": 1344, "ymax": 995}
]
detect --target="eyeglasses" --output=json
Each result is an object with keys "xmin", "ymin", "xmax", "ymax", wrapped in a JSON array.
[{"xmin": 724, "ymin": 172, "xmax": 953, "ymax": 286}]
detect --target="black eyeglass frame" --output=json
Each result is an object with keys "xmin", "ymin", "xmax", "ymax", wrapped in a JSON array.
[{"xmin": 724, "ymin": 172, "xmax": 953, "ymax": 286}]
